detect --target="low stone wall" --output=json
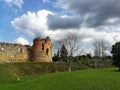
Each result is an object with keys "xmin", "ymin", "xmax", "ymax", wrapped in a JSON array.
[{"xmin": 0, "ymin": 42, "xmax": 31, "ymax": 63}]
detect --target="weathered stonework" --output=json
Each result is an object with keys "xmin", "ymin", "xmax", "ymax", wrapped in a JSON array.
[
  {"xmin": 0, "ymin": 37, "xmax": 52, "ymax": 63},
  {"xmin": 32, "ymin": 37, "xmax": 52, "ymax": 62},
  {"xmin": 0, "ymin": 42, "xmax": 31, "ymax": 63}
]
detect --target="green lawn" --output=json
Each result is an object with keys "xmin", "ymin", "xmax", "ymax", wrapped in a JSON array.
[{"xmin": 0, "ymin": 68, "xmax": 120, "ymax": 90}]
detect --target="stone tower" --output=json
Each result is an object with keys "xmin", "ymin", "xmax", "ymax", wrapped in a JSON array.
[{"xmin": 32, "ymin": 36, "xmax": 52, "ymax": 62}]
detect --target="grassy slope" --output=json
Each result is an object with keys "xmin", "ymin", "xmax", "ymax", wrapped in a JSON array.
[{"xmin": 0, "ymin": 68, "xmax": 120, "ymax": 90}]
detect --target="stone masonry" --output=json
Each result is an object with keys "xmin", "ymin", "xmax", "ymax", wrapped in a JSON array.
[
  {"xmin": 0, "ymin": 37, "xmax": 52, "ymax": 63},
  {"xmin": 32, "ymin": 37, "xmax": 52, "ymax": 62}
]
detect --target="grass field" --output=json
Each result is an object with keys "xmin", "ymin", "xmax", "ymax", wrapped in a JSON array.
[{"xmin": 0, "ymin": 68, "xmax": 120, "ymax": 90}]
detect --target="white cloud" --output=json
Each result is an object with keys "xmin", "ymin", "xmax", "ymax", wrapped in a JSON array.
[
  {"xmin": 105, "ymin": 18, "xmax": 120, "ymax": 24},
  {"xmin": 11, "ymin": 9, "xmax": 120, "ymax": 56},
  {"xmin": 43, "ymin": 0, "xmax": 50, "ymax": 3},
  {"xmin": 78, "ymin": 27, "xmax": 120, "ymax": 45},
  {"xmin": 11, "ymin": 9, "xmax": 54, "ymax": 37},
  {"xmin": 13, "ymin": 37, "xmax": 29, "ymax": 45},
  {"xmin": 4, "ymin": 0, "xmax": 23, "ymax": 8},
  {"xmin": 11, "ymin": 9, "xmax": 120, "ymax": 45}
]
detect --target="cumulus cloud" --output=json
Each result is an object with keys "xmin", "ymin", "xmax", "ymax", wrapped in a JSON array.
[
  {"xmin": 11, "ymin": 7, "xmax": 120, "ymax": 55},
  {"xmin": 4, "ymin": 0, "xmax": 23, "ymax": 8},
  {"xmin": 56, "ymin": 0, "xmax": 120, "ymax": 28},
  {"xmin": 13, "ymin": 37, "xmax": 29, "ymax": 45},
  {"xmin": 47, "ymin": 14, "xmax": 83, "ymax": 30},
  {"xmin": 11, "ymin": 10, "xmax": 53, "ymax": 37},
  {"xmin": 11, "ymin": 8, "xmax": 120, "ymax": 44},
  {"xmin": 78, "ymin": 27, "xmax": 120, "ymax": 45},
  {"xmin": 11, "ymin": 9, "xmax": 67, "ymax": 41}
]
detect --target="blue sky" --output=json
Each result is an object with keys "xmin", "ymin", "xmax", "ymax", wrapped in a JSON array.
[
  {"xmin": 0, "ymin": 0, "xmax": 58, "ymax": 43},
  {"xmin": 1, "ymin": 0, "xmax": 120, "ymax": 55}
]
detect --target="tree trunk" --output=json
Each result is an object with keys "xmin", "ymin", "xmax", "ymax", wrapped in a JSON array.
[
  {"xmin": 68, "ymin": 56, "xmax": 72, "ymax": 72},
  {"xmin": 68, "ymin": 64, "xmax": 71, "ymax": 72},
  {"xmin": 98, "ymin": 58, "xmax": 99, "ymax": 68},
  {"xmin": 68, "ymin": 60, "xmax": 72, "ymax": 72}
]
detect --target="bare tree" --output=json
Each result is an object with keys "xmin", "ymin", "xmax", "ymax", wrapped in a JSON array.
[
  {"xmin": 93, "ymin": 40, "xmax": 107, "ymax": 68},
  {"xmin": 93, "ymin": 40, "xmax": 107, "ymax": 57},
  {"xmin": 60, "ymin": 32, "xmax": 79, "ymax": 72}
]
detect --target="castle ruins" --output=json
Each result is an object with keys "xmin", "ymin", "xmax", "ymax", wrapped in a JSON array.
[{"xmin": 0, "ymin": 37, "xmax": 52, "ymax": 63}]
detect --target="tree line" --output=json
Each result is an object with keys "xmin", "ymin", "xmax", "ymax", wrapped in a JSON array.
[{"xmin": 52, "ymin": 32, "xmax": 119, "ymax": 72}]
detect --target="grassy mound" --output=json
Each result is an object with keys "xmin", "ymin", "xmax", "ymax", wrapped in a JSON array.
[
  {"xmin": 0, "ymin": 62, "xmax": 83, "ymax": 85},
  {"xmin": 0, "ymin": 68, "xmax": 120, "ymax": 90}
]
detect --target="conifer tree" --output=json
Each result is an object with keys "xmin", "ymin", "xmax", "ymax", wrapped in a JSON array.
[
  {"xmin": 60, "ymin": 44, "xmax": 68, "ymax": 62},
  {"xmin": 56, "ymin": 48, "xmax": 60, "ymax": 61},
  {"xmin": 111, "ymin": 42, "xmax": 120, "ymax": 71}
]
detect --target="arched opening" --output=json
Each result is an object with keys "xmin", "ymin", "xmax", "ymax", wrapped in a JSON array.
[
  {"xmin": 46, "ymin": 48, "xmax": 49, "ymax": 55},
  {"xmin": 42, "ymin": 43, "xmax": 44, "ymax": 50}
]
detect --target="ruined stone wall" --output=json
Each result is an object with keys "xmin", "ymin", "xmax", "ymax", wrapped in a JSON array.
[
  {"xmin": 0, "ymin": 42, "xmax": 31, "ymax": 63},
  {"xmin": 44, "ymin": 37, "xmax": 52, "ymax": 62},
  {"xmin": 0, "ymin": 37, "xmax": 52, "ymax": 63},
  {"xmin": 32, "ymin": 37, "xmax": 52, "ymax": 62}
]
